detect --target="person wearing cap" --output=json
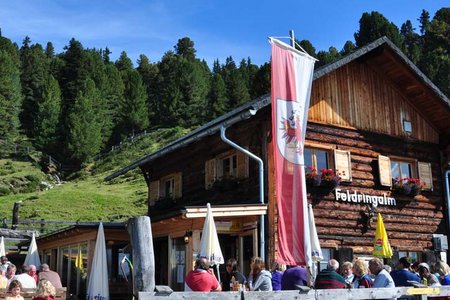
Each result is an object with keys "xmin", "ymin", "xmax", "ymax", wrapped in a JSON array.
[
  {"xmin": 418, "ymin": 263, "xmax": 440, "ymax": 286},
  {"xmin": 390, "ymin": 256, "xmax": 420, "ymax": 286}
]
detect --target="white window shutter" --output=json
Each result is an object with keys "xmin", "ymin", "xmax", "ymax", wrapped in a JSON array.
[
  {"xmin": 378, "ymin": 155, "xmax": 392, "ymax": 187},
  {"xmin": 334, "ymin": 149, "xmax": 352, "ymax": 182},
  {"xmin": 205, "ymin": 159, "xmax": 216, "ymax": 189},
  {"xmin": 418, "ymin": 162, "xmax": 433, "ymax": 191},
  {"xmin": 237, "ymin": 150, "xmax": 249, "ymax": 179},
  {"xmin": 174, "ymin": 172, "xmax": 182, "ymax": 198},
  {"xmin": 149, "ymin": 180, "xmax": 160, "ymax": 204}
]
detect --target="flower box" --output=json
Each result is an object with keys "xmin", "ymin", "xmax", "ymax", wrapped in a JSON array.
[
  {"xmin": 392, "ymin": 177, "xmax": 425, "ymax": 196},
  {"xmin": 306, "ymin": 167, "xmax": 341, "ymax": 195}
]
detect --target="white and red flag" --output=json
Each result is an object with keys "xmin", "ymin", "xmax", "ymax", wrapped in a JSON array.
[{"xmin": 270, "ymin": 38, "xmax": 316, "ymax": 266}]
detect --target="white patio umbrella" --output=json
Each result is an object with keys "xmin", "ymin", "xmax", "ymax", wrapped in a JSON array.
[
  {"xmin": 0, "ymin": 236, "xmax": 6, "ymax": 257},
  {"xmin": 308, "ymin": 204, "xmax": 323, "ymax": 281},
  {"xmin": 198, "ymin": 203, "xmax": 224, "ymax": 282},
  {"xmin": 87, "ymin": 223, "xmax": 109, "ymax": 300},
  {"xmin": 24, "ymin": 232, "xmax": 41, "ymax": 269}
]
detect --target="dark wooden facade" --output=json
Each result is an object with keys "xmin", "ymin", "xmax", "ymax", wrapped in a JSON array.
[{"xmin": 107, "ymin": 37, "xmax": 450, "ymax": 288}]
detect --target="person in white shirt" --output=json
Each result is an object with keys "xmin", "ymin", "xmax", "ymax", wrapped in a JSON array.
[{"xmin": 11, "ymin": 265, "xmax": 36, "ymax": 289}]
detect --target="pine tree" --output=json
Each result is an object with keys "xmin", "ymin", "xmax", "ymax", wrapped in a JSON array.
[
  {"xmin": 340, "ymin": 41, "xmax": 356, "ymax": 56},
  {"xmin": 222, "ymin": 56, "xmax": 250, "ymax": 108},
  {"xmin": 0, "ymin": 37, "xmax": 22, "ymax": 140},
  {"xmin": 66, "ymin": 79, "xmax": 102, "ymax": 165},
  {"xmin": 400, "ymin": 20, "xmax": 421, "ymax": 64},
  {"xmin": 118, "ymin": 69, "xmax": 149, "ymax": 136},
  {"xmin": 206, "ymin": 60, "xmax": 227, "ymax": 120},
  {"xmin": 251, "ymin": 62, "xmax": 270, "ymax": 98},
  {"xmin": 103, "ymin": 64, "xmax": 125, "ymax": 145},
  {"xmin": 418, "ymin": 9, "xmax": 431, "ymax": 36},
  {"xmin": 20, "ymin": 38, "xmax": 48, "ymax": 136},
  {"xmin": 354, "ymin": 11, "xmax": 403, "ymax": 48},
  {"xmin": 137, "ymin": 54, "xmax": 159, "ymax": 124},
  {"xmin": 420, "ymin": 8, "xmax": 450, "ymax": 96},
  {"xmin": 35, "ymin": 74, "xmax": 61, "ymax": 151},
  {"xmin": 153, "ymin": 51, "xmax": 183, "ymax": 126}
]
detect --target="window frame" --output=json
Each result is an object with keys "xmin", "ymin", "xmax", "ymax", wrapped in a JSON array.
[
  {"xmin": 390, "ymin": 156, "xmax": 417, "ymax": 180},
  {"xmin": 304, "ymin": 147, "xmax": 331, "ymax": 171}
]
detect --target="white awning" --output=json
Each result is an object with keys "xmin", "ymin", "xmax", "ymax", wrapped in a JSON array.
[{"xmin": 183, "ymin": 204, "xmax": 267, "ymax": 218}]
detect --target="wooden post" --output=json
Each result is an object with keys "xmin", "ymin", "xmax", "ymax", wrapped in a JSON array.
[{"xmin": 127, "ymin": 216, "xmax": 155, "ymax": 298}]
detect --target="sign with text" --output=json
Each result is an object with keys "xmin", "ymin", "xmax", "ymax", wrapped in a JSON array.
[{"xmin": 335, "ymin": 189, "xmax": 397, "ymax": 207}]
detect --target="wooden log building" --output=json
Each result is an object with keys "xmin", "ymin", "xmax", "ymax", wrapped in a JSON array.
[{"xmin": 105, "ymin": 36, "xmax": 450, "ymax": 291}]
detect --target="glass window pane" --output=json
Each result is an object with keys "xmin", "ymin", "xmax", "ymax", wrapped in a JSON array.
[
  {"xmin": 400, "ymin": 162, "xmax": 411, "ymax": 178},
  {"xmin": 391, "ymin": 161, "xmax": 400, "ymax": 179},
  {"xmin": 304, "ymin": 148, "xmax": 313, "ymax": 168},
  {"xmin": 316, "ymin": 150, "xmax": 328, "ymax": 171},
  {"xmin": 223, "ymin": 158, "xmax": 230, "ymax": 176},
  {"xmin": 232, "ymin": 155, "xmax": 237, "ymax": 177}
]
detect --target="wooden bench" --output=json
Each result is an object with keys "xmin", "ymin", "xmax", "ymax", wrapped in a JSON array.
[{"xmin": 0, "ymin": 288, "xmax": 67, "ymax": 299}]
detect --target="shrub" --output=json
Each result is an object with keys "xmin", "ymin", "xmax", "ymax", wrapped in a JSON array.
[{"xmin": 0, "ymin": 186, "xmax": 11, "ymax": 196}]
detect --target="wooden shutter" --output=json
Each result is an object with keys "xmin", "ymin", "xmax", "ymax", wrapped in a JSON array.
[
  {"xmin": 418, "ymin": 162, "xmax": 433, "ymax": 191},
  {"xmin": 205, "ymin": 159, "xmax": 216, "ymax": 189},
  {"xmin": 378, "ymin": 155, "xmax": 392, "ymax": 187},
  {"xmin": 334, "ymin": 149, "xmax": 352, "ymax": 182},
  {"xmin": 237, "ymin": 150, "xmax": 249, "ymax": 179},
  {"xmin": 174, "ymin": 172, "xmax": 182, "ymax": 198},
  {"xmin": 149, "ymin": 180, "xmax": 160, "ymax": 204}
]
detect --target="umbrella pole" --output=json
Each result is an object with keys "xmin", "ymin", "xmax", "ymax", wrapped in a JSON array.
[{"xmin": 216, "ymin": 264, "xmax": 221, "ymax": 284}]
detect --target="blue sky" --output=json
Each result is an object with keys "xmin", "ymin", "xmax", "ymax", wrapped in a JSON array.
[{"xmin": 0, "ymin": 1, "xmax": 447, "ymax": 67}]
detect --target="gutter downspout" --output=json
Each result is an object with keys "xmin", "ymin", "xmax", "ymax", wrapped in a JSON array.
[
  {"xmin": 446, "ymin": 170, "xmax": 450, "ymax": 244},
  {"xmin": 220, "ymin": 126, "xmax": 265, "ymax": 261}
]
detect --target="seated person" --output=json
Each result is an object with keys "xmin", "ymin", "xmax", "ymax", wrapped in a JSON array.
[
  {"xmin": 315, "ymin": 259, "xmax": 346, "ymax": 289},
  {"xmin": 390, "ymin": 257, "xmax": 420, "ymax": 286}
]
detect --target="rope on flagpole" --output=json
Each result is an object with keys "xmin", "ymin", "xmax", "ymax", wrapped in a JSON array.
[{"xmin": 268, "ymin": 36, "xmax": 319, "ymax": 62}]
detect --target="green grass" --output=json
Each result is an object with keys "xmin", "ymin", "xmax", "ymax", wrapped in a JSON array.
[{"xmin": 0, "ymin": 127, "xmax": 192, "ymax": 224}]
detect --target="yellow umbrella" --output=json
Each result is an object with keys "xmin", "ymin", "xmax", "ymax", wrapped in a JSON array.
[{"xmin": 373, "ymin": 213, "xmax": 393, "ymax": 258}]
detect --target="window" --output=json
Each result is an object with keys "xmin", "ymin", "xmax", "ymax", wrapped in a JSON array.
[
  {"xmin": 398, "ymin": 251, "xmax": 419, "ymax": 262},
  {"xmin": 304, "ymin": 148, "xmax": 329, "ymax": 170},
  {"xmin": 161, "ymin": 176, "xmax": 175, "ymax": 198},
  {"xmin": 205, "ymin": 149, "xmax": 249, "ymax": 189},
  {"xmin": 390, "ymin": 160, "xmax": 414, "ymax": 180},
  {"xmin": 149, "ymin": 172, "xmax": 182, "ymax": 203},
  {"xmin": 219, "ymin": 154, "xmax": 237, "ymax": 179}
]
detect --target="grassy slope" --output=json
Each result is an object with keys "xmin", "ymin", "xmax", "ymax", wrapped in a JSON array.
[{"xmin": 0, "ymin": 127, "xmax": 190, "ymax": 223}]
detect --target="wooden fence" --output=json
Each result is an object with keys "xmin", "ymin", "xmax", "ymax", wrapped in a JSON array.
[{"xmin": 139, "ymin": 286, "xmax": 450, "ymax": 300}]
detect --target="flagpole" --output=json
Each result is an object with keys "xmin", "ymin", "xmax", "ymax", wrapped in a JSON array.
[{"xmin": 289, "ymin": 30, "xmax": 295, "ymax": 47}]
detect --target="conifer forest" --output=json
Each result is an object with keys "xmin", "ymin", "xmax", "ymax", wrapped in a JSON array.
[{"xmin": 0, "ymin": 9, "xmax": 448, "ymax": 171}]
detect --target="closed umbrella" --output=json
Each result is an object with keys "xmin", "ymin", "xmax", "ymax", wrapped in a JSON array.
[
  {"xmin": 198, "ymin": 203, "xmax": 224, "ymax": 282},
  {"xmin": 87, "ymin": 223, "xmax": 109, "ymax": 300},
  {"xmin": 0, "ymin": 236, "xmax": 6, "ymax": 257},
  {"xmin": 308, "ymin": 204, "xmax": 322, "ymax": 280},
  {"xmin": 24, "ymin": 232, "xmax": 41, "ymax": 269},
  {"xmin": 373, "ymin": 213, "xmax": 393, "ymax": 258}
]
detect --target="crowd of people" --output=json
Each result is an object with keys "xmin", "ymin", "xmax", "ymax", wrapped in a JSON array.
[
  {"xmin": 184, "ymin": 255, "xmax": 450, "ymax": 296},
  {"xmin": 0, "ymin": 256, "xmax": 62, "ymax": 300}
]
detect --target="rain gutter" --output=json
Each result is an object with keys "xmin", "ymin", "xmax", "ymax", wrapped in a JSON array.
[{"xmin": 220, "ymin": 123, "xmax": 265, "ymax": 261}]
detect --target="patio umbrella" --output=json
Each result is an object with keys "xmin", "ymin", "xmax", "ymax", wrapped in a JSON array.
[
  {"xmin": 198, "ymin": 203, "xmax": 224, "ymax": 282},
  {"xmin": 0, "ymin": 236, "xmax": 6, "ymax": 257},
  {"xmin": 24, "ymin": 232, "xmax": 41, "ymax": 269},
  {"xmin": 308, "ymin": 204, "xmax": 323, "ymax": 280},
  {"xmin": 373, "ymin": 213, "xmax": 393, "ymax": 258},
  {"xmin": 87, "ymin": 223, "xmax": 109, "ymax": 300}
]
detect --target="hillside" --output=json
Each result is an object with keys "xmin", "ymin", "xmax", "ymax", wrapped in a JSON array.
[{"xmin": 0, "ymin": 127, "xmax": 190, "ymax": 225}]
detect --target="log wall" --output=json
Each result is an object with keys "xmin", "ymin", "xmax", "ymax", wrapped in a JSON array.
[
  {"xmin": 309, "ymin": 62, "xmax": 440, "ymax": 144},
  {"xmin": 267, "ymin": 120, "xmax": 445, "ymax": 264}
]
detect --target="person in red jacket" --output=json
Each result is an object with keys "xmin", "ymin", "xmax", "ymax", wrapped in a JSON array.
[
  {"xmin": 32, "ymin": 280, "xmax": 56, "ymax": 300},
  {"xmin": 185, "ymin": 257, "xmax": 221, "ymax": 292}
]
